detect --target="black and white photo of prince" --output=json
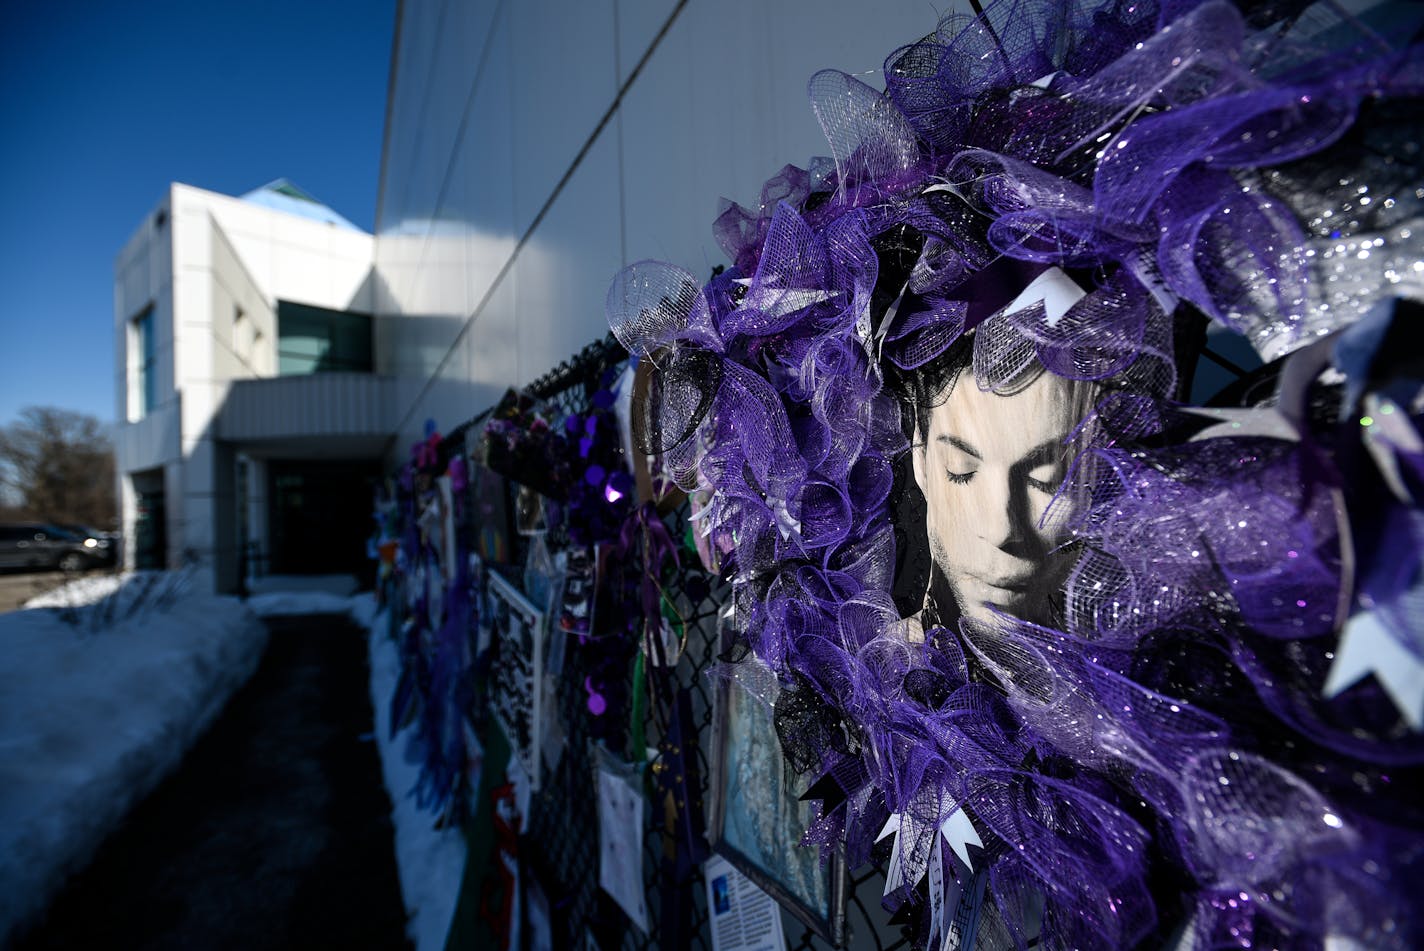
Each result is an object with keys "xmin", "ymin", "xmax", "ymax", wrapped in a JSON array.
[{"xmin": 886, "ymin": 264, "xmax": 1170, "ymax": 640}]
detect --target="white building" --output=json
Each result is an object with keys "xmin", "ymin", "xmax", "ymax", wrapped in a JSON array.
[
  {"xmin": 113, "ymin": 2, "xmax": 959, "ymax": 594},
  {"xmin": 113, "ymin": 180, "xmax": 386, "ymax": 592}
]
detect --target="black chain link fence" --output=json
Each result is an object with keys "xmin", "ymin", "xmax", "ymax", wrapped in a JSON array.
[
  {"xmin": 488, "ymin": 338, "xmax": 910, "ymax": 951},
  {"xmin": 434, "ymin": 289, "xmax": 1261, "ymax": 949}
]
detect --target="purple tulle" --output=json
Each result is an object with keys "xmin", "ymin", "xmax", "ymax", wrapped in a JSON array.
[
  {"xmin": 610, "ymin": 1, "xmax": 1424, "ymax": 947},
  {"xmin": 386, "ymin": 434, "xmax": 486, "ymax": 827}
]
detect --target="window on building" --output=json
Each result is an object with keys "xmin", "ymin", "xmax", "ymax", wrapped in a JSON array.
[
  {"xmin": 132, "ymin": 306, "xmax": 157, "ymax": 418},
  {"xmin": 275, "ymin": 301, "xmax": 373, "ymax": 375}
]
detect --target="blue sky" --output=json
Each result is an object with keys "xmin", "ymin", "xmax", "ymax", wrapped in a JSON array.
[{"xmin": 0, "ymin": 0, "xmax": 394, "ymax": 428}]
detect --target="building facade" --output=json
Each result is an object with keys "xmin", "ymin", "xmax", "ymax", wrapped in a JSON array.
[
  {"xmin": 113, "ymin": 181, "xmax": 386, "ymax": 591},
  {"xmin": 112, "ymin": 2, "xmax": 961, "ymax": 592},
  {"xmin": 372, "ymin": 0, "xmax": 944, "ymax": 459}
]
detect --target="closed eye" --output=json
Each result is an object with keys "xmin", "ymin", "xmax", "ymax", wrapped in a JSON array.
[
  {"xmin": 937, "ymin": 434, "xmax": 980, "ymax": 486},
  {"xmin": 945, "ymin": 467, "xmax": 974, "ymax": 485},
  {"xmin": 1019, "ymin": 441, "xmax": 1067, "ymax": 494},
  {"xmin": 1026, "ymin": 465, "xmax": 1060, "ymax": 493}
]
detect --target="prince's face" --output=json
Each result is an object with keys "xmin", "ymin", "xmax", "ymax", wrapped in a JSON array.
[{"xmin": 911, "ymin": 368, "xmax": 1082, "ymax": 627}]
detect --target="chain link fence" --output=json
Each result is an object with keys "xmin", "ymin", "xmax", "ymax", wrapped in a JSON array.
[{"xmin": 498, "ymin": 339, "xmax": 909, "ymax": 951}]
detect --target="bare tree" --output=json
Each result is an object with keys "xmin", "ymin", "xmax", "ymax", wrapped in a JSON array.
[{"xmin": 0, "ymin": 407, "xmax": 117, "ymax": 528}]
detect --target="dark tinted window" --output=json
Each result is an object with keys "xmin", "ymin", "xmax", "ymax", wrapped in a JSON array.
[
  {"xmin": 276, "ymin": 300, "xmax": 374, "ymax": 375},
  {"xmin": 135, "ymin": 305, "xmax": 157, "ymax": 415}
]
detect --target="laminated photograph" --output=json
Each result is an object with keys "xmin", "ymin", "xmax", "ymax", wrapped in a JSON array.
[
  {"xmin": 703, "ymin": 853, "xmax": 787, "ymax": 951},
  {"xmin": 594, "ymin": 749, "xmax": 649, "ymax": 933},
  {"xmin": 711, "ymin": 614, "xmax": 845, "ymax": 945},
  {"xmin": 487, "ymin": 571, "xmax": 546, "ymax": 792}
]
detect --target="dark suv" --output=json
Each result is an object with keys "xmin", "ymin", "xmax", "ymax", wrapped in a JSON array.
[
  {"xmin": 58, "ymin": 524, "xmax": 120, "ymax": 567},
  {"xmin": 0, "ymin": 523, "xmax": 111, "ymax": 572}
]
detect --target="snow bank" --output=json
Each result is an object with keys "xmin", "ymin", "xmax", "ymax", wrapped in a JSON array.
[
  {"xmin": 0, "ymin": 574, "xmax": 267, "ymax": 942},
  {"xmin": 247, "ymin": 574, "xmax": 359, "ymax": 596},
  {"xmin": 365, "ymin": 606, "xmax": 467, "ymax": 951},
  {"xmin": 21, "ymin": 572, "xmax": 126, "ymax": 609},
  {"xmin": 0, "ymin": 577, "xmax": 454, "ymax": 948},
  {"xmin": 247, "ymin": 590, "xmax": 362, "ymax": 618}
]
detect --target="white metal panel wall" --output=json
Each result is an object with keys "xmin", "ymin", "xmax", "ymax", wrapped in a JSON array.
[
  {"xmin": 209, "ymin": 220, "xmax": 278, "ymax": 381},
  {"xmin": 190, "ymin": 186, "xmax": 375, "ymax": 317},
  {"xmin": 375, "ymin": 0, "xmax": 960, "ymax": 459},
  {"xmin": 114, "ymin": 195, "xmax": 177, "ymax": 428},
  {"xmin": 218, "ymin": 373, "xmax": 397, "ymax": 441},
  {"xmin": 115, "ymin": 401, "xmax": 182, "ymax": 475}
]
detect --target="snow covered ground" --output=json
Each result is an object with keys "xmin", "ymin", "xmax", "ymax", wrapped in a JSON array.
[
  {"xmin": 22, "ymin": 571, "xmax": 128, "ymax": 610},
  {"xmin": 0, "ymin": 574, "xmax": 462, "ymax": 950},
  {"xmin": 364, "ymin": 604, "xmax": 468, "ymax": 951},
  {"xmin": 245, "ymin": 573, "xmax": 364, "ymax": 618},
  {"xmin": 248, "ymin": 589, "xmax": 363, "ymax": 618},
  {"xmin": 0, "ymin": 572, "xmax": 267, "ymax": 942}
]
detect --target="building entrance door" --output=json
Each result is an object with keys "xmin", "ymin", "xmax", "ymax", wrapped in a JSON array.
[
  {"xmin": 134, "ymin": 482, "xmax": 167, "ymax": 570},
  {"xmin": 268, "ymin": 461, "xmax": 377, "ymax": 582}
]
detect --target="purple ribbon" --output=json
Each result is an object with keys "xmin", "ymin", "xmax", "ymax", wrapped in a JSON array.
[{"xmin": 615, "ymin": 503, "xmax": 681, "ymax": 656}]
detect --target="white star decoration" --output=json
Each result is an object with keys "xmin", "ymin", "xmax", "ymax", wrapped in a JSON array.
[
  {"xmin": 939, "ymin": 808, "xmax": 983, "ymax": 872},
  {"xmin": 999, "ymin": 266, "xmax": 1087, "ymax": 329},
  {"xmin": 1323, "ymin": 609, "xmax": 1424, "ymax": 730},
  {"xmin": 878, "ymin": 804, "xmax": 985, "ymax": 951},
  {"xmin": 1182, "ymin": 404, "xmax": 1301, "ymax": 442},
  {"xmin": 1360, "ymin": 394, "xmax": 1422, "ymax": 503},
  {"xmin": 732, "ymin": 277, "xmax": 837, "ymax": 321}
]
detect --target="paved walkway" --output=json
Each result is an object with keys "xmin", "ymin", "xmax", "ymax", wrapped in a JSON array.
[{"xmin": 15, "ymin": 614, "xmax": 411, "ymax": 950}]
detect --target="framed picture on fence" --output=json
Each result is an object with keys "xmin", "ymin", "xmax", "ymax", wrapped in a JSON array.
[
  {"xmin": 710, "ymin": 624, "xmax": 847, "ymax": 945},
  {"xmin": 462, "ymin": 449, "xmax": 514, "ymax": 566},
  {"xmin": 488, "ymin": 569, "xmax": 546, "ymax": 791}
]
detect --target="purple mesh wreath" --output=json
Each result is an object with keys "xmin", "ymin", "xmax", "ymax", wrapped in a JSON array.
[{"xmin": 609, "ymin": 2, "xmax": 1424, "ymax": 948}]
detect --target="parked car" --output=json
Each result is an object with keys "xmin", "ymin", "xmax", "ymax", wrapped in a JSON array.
[
  {"xmin": 57, "ymin": 524, "xmax": 121, "ymax": 567},
  {"xmin": 0, "ymin": 523, "xmax": 112, "ymax": 572}
]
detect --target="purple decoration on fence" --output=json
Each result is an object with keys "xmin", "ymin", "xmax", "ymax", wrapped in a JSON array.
[{"xmin": 610, "ymin": 1, "xmax": 1424, "ymax": 948}]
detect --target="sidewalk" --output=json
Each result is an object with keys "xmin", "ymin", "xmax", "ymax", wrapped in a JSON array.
[{"xmin": 13, "ymin": 613, "xmax": 410, "ymax": 950}]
